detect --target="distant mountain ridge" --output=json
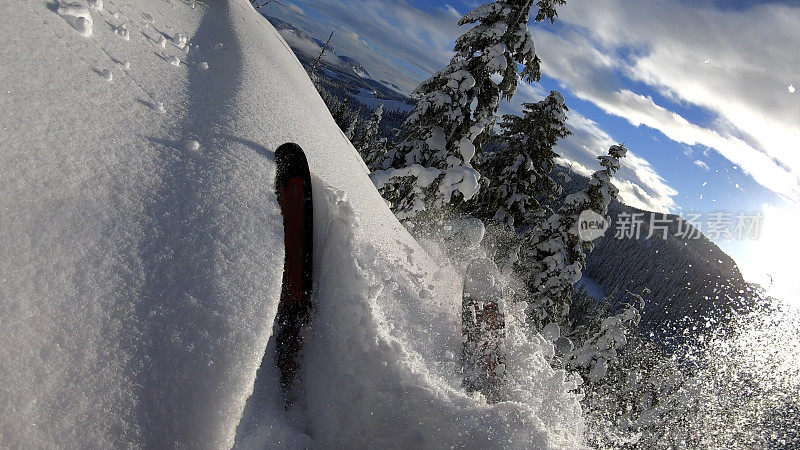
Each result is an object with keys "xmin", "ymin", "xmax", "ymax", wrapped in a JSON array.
[
  {"xmin": 262, "ymin": 15, "xmax": 414, "ymax": 113},
  {"xmin": 339, "ymin": 55, "xmax": 371, "ymax": 79},
  {"xmin": 559, "ymin": 169, "xmax": 753, "ymax": 333},
  {"xmin": 264, "ymin": 16, "xmax": 373, "ymax": 80}
]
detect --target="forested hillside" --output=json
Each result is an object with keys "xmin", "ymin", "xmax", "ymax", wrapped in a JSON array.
[{"xmin": 557, "ymin": 170, "xmax": 755, "ymax": 331}]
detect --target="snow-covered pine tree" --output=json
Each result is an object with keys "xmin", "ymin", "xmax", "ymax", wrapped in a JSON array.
[
  {"xmin": 374, "ymin": 0, "xmax": 564, "ymax": 224},
  {"xmin": 345, "ymin": 116, "xmax": 359, "ymax": 141},
  {"xmin": 522, "ymin": 144, "xmax": 627, "ymax": 329},
  {"xmin": 474, "ymin": 90, "xmax": 570, "ymax": 227},
  {"xmin": 362, "ymin": 137, "xmax": 389, "ymax": 173},
  {"xmin": 331, "ymin": 96, "xmax": 352, "ymax": 130},
  {"xmin": 566, "ymin": 289, "xmax": 645, "ymax": 383},
  {"xmin": 354, "ymin": 103, "xmax": 383, "ymax": 151}
]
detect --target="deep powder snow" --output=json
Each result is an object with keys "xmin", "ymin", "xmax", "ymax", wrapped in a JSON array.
[{"xmin": 0, "ymin": 0, "xmax": 585, "ymax": 448}]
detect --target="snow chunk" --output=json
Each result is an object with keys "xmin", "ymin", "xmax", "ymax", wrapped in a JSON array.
[
  {"xmin": 588, "ymin": 357, "xmax": 607, "ymax": 382},
  {"xmin": 789, "ymin": 84, "xmax": 796, "ymax": 94},
  {"xmin": 197, "ymin": 61, "xmax": 209, "ymax": 71},
  {"xmin": 214, "ymin": 42, "xmax": 224, "ymax": 50},
  {"xmin": 173, "ymin": 33, "xmax": 188, "ymax": 49},
  {"xmin": 542, "ymin": 323, "xmax": 560, "ymax": 341},
  {"xmin": 87, "ymin": 0, "xmax": 103, "ymax": 12},
  {"xmin": 554, "ymin": 336, "xmax": 574, "ymax": 355},
  {"xmin": 425, "ymin": 127, "xmax": 446, "ymax": 152},
  {"xmin": 169, "ymin": 56, "xmax": 181, "ymax": 67},
  {"xmin": 100, "ymin": 68, "xmax": 113, "ymax": 82},
  {"xmin": 183, "ymin": 140, "xmax": 200, "ymax": 152},
  {"xmin": 57, "ymin": 3, "xmax": 93, "ymax": 37},
  {"xmin": 114, "ymin": 23, "xmax": 130, "ymax": 41}
]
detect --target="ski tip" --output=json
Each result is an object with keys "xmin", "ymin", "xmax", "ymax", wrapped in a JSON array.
[
  {"xmin": 276, "ymin": 142, "xmax": 304, "ymax": 158},
  {"xmin": 275, "ymin": 142, "xmax": 310, "ymax": 187}
]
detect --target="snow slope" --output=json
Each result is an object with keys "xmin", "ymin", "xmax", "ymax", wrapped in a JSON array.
[{"xmin": 0, "ymin": 0, "xmax": 583, "ymax": 448}]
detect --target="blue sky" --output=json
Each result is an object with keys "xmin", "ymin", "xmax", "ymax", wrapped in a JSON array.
[{"xmin": 261, "ymin": 0, "xmax": 800, "ymax": 302}]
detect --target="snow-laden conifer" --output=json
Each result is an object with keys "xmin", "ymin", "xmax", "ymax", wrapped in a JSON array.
[
  {"xmin": 523, "ymin": 144, "xmax": 627, "ymax": 328},
  {"xmin": 354, "ymin": 104, "xmax": 383, "ymax": 152},
  {"xmin": 476, "ymin": 90, "xmax": 570, "ymax": 227},
  {"xmin": 375, "ymin": 0, "xmax": 564, "ymax": 224},
  {"xmin": 345, "ymin": 116, "xmax": 359, "ymax": 141}
]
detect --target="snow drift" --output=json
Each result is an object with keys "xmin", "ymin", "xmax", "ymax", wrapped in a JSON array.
[{"xmin": 0, "ymin": 0, "xmax": 583, "ymax": 447}]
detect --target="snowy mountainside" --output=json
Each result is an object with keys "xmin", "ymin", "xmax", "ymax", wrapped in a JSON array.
[
  {"xmin": 338, "ymin": 55, "xmax": 371, "ymax": 79},
  {"xmin": 0, "ymin": 0, "xmax": 585, "ymax": 448},
  {"xmin": 588, "ymin": 200, "xmax": 750, "ymax": 331},
  {"xmin": 558, "ymin": 171, "xmax": 751, "ymax": 331}
]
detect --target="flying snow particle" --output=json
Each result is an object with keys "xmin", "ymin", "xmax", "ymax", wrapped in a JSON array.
[
  {"xmin": 789, "ymin": 84, "xmax": 796, "ymax": 94},
  {"xmin": 214, "ymin": 42, "xmax": 224, "ymax": 50},
  {"xmin": 543, "ymin": 323, "xmax": 560, "ymax": 341},
  {"xmin": 197, "ymin": 62, "xmax": 209, "ymax": 72},
  {"xmin": 184, "ymin": 140, "xmax": 200, "ymax": 152}
]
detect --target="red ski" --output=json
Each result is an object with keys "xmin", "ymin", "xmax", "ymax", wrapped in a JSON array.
[
  {"xmin": 274, "ymin": 142, "xmax": 314, "ymax": 406},
  {"xmin": 461, "ymin": 258, "xmax": 506, "ymax": 403}
]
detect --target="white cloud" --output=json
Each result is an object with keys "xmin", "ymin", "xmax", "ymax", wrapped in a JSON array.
[
  {"xmin": 507, "ymin": 84, "xmax": 679, "ymax": 213},
  {"xmin": 563, "ymin": 111, "xmax": 678, "ymax": 212},
  {"xmin": 285, "ymin": 2, "xmax": 304, "ymax": 15},
  {"xmin": 260, "ymin": 0, "xmax": 464, "ymax": 92},
  {"xmin": 543, "ymin": 0, "xmax": 800, "ymax": 203},
  {"xmin": 694, "ymin": 160, "xmax": 710, "ymax": 171}
]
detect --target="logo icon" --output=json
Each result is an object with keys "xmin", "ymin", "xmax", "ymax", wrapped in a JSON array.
[{"xmin": 577, "ymin": 210, "xmax": 609, "ymax": 241}]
